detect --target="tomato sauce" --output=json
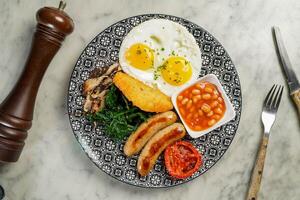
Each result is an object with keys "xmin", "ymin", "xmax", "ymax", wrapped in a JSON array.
[{"xmin": 176, "ymin": 81, "xmax": 226, "ymax": 131}]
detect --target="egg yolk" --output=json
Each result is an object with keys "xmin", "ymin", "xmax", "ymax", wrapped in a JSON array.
[
  {"xmin": 161, "ymin": 56, "xmax": 192, "ymax": 86},
  {"xmin": 125, "ymin": 43, "xmax": 154, "ymax": 70}
]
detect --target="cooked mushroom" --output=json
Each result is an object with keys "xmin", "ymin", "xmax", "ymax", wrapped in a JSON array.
[
  {"xmin": 83, "ymin": 94, "xmax": 93, "ymax": 112},
  {"xmin": 102, "ymin": 77, "xmax": 112, "ymax": 85},
  {"xmin": 89, "ymin": 67, "xmax": 107, "ymax": 78},
  {"xmin": 105, "ymin": 62, "xmax": 120, "ymax": 76},
  {"xmin": 83, "ymin": 75, "xmax": 108, "ymax": 95},
  {"xmin": 90, "ymin": 90, "xmax": 107, "ymax": 101},
  {"xmin": 83, "ymin": 62, "xmax": 120, "ymax": 113},
  {"xmin": 90, "ymin": 90, "xmax": 107, "ymax": 113}
]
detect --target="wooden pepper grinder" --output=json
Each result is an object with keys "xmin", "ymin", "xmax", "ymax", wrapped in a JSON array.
[{"xmin": 0, "ymin": 1, "xmax": 74, "ymax": 163}]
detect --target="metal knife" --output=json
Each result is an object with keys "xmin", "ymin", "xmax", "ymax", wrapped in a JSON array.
[{"xmin": 272, "ymin": 26, "xmax": 300, "ymax": 116}]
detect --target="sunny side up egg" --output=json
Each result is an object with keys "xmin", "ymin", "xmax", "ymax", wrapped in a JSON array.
[{"xmin": 119, "ymin": 19, "xmax": 202, "ymax": 96}]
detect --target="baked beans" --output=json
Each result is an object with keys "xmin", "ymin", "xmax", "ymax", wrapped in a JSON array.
[{"xmin": 176, "ymin": 81, "xmax": 226, "ymax": 131}]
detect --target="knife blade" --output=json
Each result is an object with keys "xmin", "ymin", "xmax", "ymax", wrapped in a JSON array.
[
  {"xmin": 272, "ymin": 26, "xmax": 300, "ymax": 94},
  {"xmin": 272, "ymin": 26, "xmax": 300, "ymax": 117}
]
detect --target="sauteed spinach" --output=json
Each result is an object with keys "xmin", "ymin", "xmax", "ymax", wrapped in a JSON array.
[{"xmin": 87, "ymin": 85, "xmax": 152, "ymax": 141}]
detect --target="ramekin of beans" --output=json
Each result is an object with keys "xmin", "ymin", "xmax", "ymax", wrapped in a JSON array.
[{"xmin": 172, "ymin": 74, "xmax": 236, "ymax": 138}]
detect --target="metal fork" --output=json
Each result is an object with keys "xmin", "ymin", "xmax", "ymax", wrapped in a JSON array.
[{"xmin": 246, "ymin": 84, "xmax": 284, "ymax": 200}]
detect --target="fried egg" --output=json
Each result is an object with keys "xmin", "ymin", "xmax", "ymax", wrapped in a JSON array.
[{"xmin": 119, "ymin": 19, "xmax": 202, "ymax": 96}]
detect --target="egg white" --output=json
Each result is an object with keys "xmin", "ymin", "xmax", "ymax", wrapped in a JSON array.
[{"xmin": 119, "ymin": 19, "xmax": 202, "ymax": 96}]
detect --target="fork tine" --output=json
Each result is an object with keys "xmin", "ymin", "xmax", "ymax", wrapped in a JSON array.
[
  {"xmin": 275, "ymin": 86, "xmax": 284, "ymax": 109},
  {"xmin": 264, "ymin": 85, "xmax": 275, "ymax": 106},
  {"xmin": 268, "ymin": 85, "xmax": 278, "ymax": 107},
  {"xmin": 264, "ymin": 84, "xmax": 277, "ymax": 107},
  {"xmin": 271, "ymin": 85, "xmax": 281, "ymax": 108}
]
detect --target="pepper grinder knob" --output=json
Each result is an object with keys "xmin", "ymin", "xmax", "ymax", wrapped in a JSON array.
[{"xmin": 0, "ymin": 1, "xmax": 74, "ymax": 163}]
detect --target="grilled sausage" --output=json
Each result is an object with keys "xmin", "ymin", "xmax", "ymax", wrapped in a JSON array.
[
  {"xmin": 137, "ymin": 123, "xmax": 186, "ymax": 176},
  {"xmin": 124, "ymin": 111, "xmax": 177, "ymax": 156}
]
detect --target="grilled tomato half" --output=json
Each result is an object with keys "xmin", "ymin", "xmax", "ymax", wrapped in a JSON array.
[{"xmin": 164, "ymin": 141, "xmax": 202, "ymax": 179}]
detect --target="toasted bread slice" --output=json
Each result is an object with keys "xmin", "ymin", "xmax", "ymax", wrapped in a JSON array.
[{"xmin": 113, "ymin": 72, "xmax": 173, "ymax": 112}]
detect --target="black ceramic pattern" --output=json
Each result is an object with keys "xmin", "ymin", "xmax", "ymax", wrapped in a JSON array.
[
  {"xmin": 0, "ymin": 185, "xmax": 4, "ymax": 200},
  {"xmin": 67, "ymin": 14, "xmax": 242, "ymax": 188}
]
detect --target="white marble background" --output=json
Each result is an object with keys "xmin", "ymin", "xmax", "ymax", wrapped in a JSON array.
[{"xmin": 0, "ymin": 0, "xmax": 300, "ymax": 199}]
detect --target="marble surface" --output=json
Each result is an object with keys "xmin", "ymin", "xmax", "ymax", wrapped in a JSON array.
[{"xmin": 0, "ymin": 0, "xmax": 300, "ymax": 199}]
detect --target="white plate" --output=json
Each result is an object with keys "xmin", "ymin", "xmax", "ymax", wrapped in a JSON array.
[{"xmin": 171, "ymin": 74, "xmax": 236, "ymax": 138}]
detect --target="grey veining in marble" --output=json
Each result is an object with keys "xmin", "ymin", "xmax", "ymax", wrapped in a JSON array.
[{"xmin": 0, "ymin": 0, "xmax": 300, "ymax": 199}]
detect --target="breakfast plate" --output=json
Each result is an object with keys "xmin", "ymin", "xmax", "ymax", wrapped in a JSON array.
[{"xmin": 67, "ymin": 14, "xmax": 242, "ymax": 188}]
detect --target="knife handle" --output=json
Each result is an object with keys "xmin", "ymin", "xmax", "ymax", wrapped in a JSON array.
[
  {"xmin": 246, "ymin": 135, "xmax": 269, "ymax": 200},
  {"xmin": 291, "ymin": 89, "xmax": 300, "ymax": 116}
]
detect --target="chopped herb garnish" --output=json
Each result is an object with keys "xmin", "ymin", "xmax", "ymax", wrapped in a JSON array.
[
  {"xmin": 153, "ymin": 64, "xmax": 167, "ymax": 80},
  {"xmin": 150, "ymin": 35, "xmax": 162, "ymax": 44}
]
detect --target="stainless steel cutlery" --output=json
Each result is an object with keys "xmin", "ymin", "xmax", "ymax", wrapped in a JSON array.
[{"xmin": 246, "ymin": 85, "xmax": 284, "ymax": 200}]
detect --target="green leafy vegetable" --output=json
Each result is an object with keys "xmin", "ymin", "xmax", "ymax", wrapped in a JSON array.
[{"xmin": 87, "ymin": 85, "xmax": 152, "ymax": 141}]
